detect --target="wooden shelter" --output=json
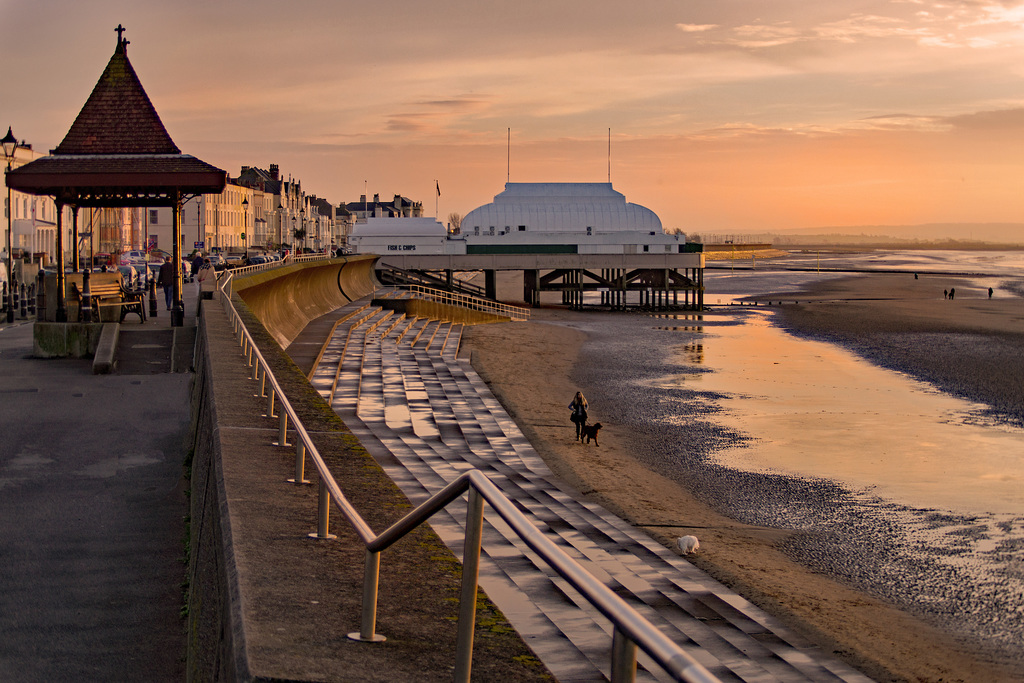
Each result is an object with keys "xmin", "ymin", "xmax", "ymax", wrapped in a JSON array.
[{"xmin": 6, "ymin": 25, "xmax": 226, "ymax": 324}]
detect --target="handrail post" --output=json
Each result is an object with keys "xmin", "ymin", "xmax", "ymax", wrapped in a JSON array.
[
  {"xmin": 454, "ymin": 487, "xmax": 484, "ymax": 683},
  {"xmin": 308, "ymin": 477, "xmax": 336, "ymax": 539},
  {"xmin": 275, "ymin": 410, "xmax": 289, "ymax": 446},
  {"xmin": 265, "ymin": 387, "xmax": 276, "ymax": 418},
  {"xmin": 610, "ymin": 626, "xmax": 638, "ymax": 683},
  {"xmin": 349, "ymin": 549, "xmax": 386, "ymax": 642},
  {"xmin": 288, "ymin": 440, "xmax": 310, "ymax": 485}
]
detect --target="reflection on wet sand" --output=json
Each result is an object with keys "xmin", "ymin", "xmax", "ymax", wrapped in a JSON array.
[{"xmin": 687, "ymin": 308, "xmax": 1024, "ymax": 515}]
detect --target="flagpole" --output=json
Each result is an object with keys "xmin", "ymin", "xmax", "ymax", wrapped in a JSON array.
[{"xmin": 434, "ymin": 179, "xmax": 439, "ymax": 218}]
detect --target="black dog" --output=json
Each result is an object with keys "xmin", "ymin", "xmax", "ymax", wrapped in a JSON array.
[{"xmin": 580, "ymin": 422, "xmax": 602, "ymax": 446}]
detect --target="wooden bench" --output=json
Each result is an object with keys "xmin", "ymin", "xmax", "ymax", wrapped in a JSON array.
[{"xmin": 71, "ymin": 279, "xmax": 146, "ymax": 323}]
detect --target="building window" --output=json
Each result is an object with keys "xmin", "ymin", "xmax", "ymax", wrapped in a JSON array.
[
  {"xmin": 489, "ymin": 226, "xmax": 495, "ymax": 235},
  {"xmin": 474, "ymin": 226, "xmax": 480, "ymax": 235},
  {"xmin": 643, "ymin": 245, "xmax": 649, "ymax": 252},
  {"xmin": 149, "ymin": 209, "xmax": 159, "ymax": 224},
  {"xmin": 586, "ymin": 226, "xmax": 592, "ymax": 235},
  {"xmin": 518, "ymin": 225, "xmax": 526, "ymax": 231}
]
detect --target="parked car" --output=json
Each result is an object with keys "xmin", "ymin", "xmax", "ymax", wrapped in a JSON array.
[
  {"xmin": 117, "ymin": 265, "xmax": 141, "ymax": 291},
  {"xmin": 119, "ymin": 249, "xmax": 147, "ymax": 267}
]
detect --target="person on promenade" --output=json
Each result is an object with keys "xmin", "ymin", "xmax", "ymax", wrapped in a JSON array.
[
  {"xmin": 989, "ymin": 287, "xmax": 994, "ymax": 298},
  {"xmin": 197, "ymin": 258, "xmax": 213, "ymax": 285},
  {"xmin": 157, "ymin": 259, "xmax": 176, "ymax": 311},
  {"xmin": 949, "ymin": 287, "xmax": 956, "ymax": 300},
  {"xmin": 568, "ymin": 391, "xmax": 588, "ymax": 441}
]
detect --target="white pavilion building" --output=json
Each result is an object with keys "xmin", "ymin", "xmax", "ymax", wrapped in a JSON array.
[{"xmin": 348, "ymin": 182, "xmax": 685, "ymax": 256}]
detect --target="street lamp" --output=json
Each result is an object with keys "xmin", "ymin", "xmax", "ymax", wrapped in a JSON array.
[
  {"xmin": 3, "ymin": 126, "xmax": 18, "ymax": 324},
  {"xmin": 275, "ymin": 203, "xmax": 283, "ymax": 250},
  {"xmin": 241, "ymin": 196, "xmax": 248, "ymax": 256}
]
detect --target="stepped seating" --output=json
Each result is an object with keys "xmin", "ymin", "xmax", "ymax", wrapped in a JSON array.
[{"xmin": 312, "ymin": 303, "xmax": 870, "ymax": 683}]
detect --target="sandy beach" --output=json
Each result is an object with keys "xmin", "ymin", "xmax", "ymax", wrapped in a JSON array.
[{"xmin": 462, "ymin": 271, "xmax": 1024, "ymax": 683}]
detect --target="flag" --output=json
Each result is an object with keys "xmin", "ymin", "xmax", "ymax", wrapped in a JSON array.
[{"xmin": 436, "ymin": 181, "xmax": 441, "ymax": 197}]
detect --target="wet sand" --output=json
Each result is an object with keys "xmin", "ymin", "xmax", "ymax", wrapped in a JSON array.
[{"xmin": 462, "ymin": 272, "xmax": 1024, "ymax": 683}]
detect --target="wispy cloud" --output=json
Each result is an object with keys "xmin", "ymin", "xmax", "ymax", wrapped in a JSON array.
[{"xmin": 676, "ymin": 23, "xmax": 718, "ymax": 33}]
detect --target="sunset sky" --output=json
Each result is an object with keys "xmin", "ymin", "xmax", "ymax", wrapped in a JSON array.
[{"xmin": 3, "ymin": 0, "xmax": 1024, "ymax": 240}]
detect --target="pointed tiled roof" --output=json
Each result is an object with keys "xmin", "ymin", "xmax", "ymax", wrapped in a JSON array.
[
  {"xmin": 54, "ymin": 36, "xmax": 180, "ymax": 155},
  {"xmin": 7, "ymin": 29, "xmax": 226, "ymax": 207}
]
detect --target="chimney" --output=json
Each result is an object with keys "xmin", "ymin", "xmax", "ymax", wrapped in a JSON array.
[
  {"xmin": 269, "ymin": 164, "xmax": 279, "ymax": 180},
  {"xmin": 241, "ymin": 165, "xmax": 250, "ymax": 174},
  {"xmin": 373, "ymin": 193, "xmax": 380, "ymax": 203},
  {"xmin": 359, "ymin": 194, "xmax": 366, "ymax": 203}
]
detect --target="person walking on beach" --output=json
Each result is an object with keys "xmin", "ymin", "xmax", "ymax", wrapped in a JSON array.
[
  {"xmin": 568, "ymin": 391, "xmax": 588, "ymax": 441},
  {"xmin": 949, "ymin": 287, "xmax": 956, "ymax": 300},
  {"xmin": 989, "ymin": 287, "xmax": 994, "ymax": 298}
]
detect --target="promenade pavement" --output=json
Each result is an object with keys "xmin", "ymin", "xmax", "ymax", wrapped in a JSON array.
[{"xmin": 0, "ymin": 279, "xmax": 203, "ymax": 681}]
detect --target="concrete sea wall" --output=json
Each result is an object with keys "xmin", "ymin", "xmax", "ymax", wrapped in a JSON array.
[{"xmin": 231, "ymin": 256, "xmax": 380, "ymax": 349}]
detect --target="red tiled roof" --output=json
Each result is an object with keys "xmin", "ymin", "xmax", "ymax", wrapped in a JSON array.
[{"xmin": 53, "ymin": 37, "xmax": 180, "ymax": 155}]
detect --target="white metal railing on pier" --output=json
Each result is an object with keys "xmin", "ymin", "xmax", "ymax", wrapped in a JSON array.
[
  {"xmin": 211, "ymin": 271, "xmax": 716, "ymax": 683},
  {"xmin": 391, "ymin": 284, "xmax": 530, "ymax": 321}
]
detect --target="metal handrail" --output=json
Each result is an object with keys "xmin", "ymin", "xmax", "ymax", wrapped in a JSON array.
[
  {"xmin": 394, "ymin": 284, "xmax": 530, "ymax": 321},
  {"xmin": 212, "ymin": 270, "xmax": 718, "ymax": 683}
]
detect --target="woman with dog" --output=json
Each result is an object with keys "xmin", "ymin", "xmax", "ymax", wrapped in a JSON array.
[{"xmin": 568, "ymin": 391, "xmax": 588, "ymax": 441}]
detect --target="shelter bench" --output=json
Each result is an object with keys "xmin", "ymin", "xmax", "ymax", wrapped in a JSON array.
[{"xmin": 71, "ymin": 280, "xmax": 146, "ymax": 323}]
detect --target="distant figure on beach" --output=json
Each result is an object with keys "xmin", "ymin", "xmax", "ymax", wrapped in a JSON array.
[
  {"xmin": 989, "ymin": 287, "xmax": 994, "ymax": 298},
  {"xmin": 568, "ymin": 391, "xmax": 588, "ymax": 441},
  {"xmin": 949, "ymin": 287, "xmax": 956, "ymax": 300},
  {"xmin": 914, "ymin": 273, "xmax": 918, "ymax": 280}
]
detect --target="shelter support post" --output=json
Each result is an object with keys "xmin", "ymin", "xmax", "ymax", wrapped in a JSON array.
[
  {"xmin": 72, "ymin": 208, "xmax": 79, "ymax": 274},
  {"xmin": 55, "ymin": 200, "xmax": 67, "ymax": 322},
  {"xmin": 171, "ymin": 190, "xmax": 184, "ymax": 326}
]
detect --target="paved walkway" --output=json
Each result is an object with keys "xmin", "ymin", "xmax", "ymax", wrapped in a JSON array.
[
  {"xmin": 308, "ymin": 295, "xmax": 873, "ymax": 683},
  {"xmin": 0, "ymin": 280, "xmax": 202, "ymax": 681}
]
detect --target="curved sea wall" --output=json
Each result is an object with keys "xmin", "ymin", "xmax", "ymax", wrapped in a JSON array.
[{"xmin": 231, "ymin": 256, "xmax": 380, "ymax": 348}]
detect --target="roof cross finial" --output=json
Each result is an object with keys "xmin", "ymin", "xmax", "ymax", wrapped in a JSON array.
[{"xmin": 114, "ymin": 24, "xmax": 129, "ymax": 52}]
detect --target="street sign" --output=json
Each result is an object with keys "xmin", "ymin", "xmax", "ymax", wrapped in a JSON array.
[{"xmin": 195, "ymin": 241, "xmax": 205, "ymax": 249}]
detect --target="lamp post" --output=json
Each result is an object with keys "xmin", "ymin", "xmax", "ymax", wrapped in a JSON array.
[
  {"xmin": 276, "ymin": 203, "xmax": 283, "ymax": 251},
  {"xmin": 241, "ymin": 196, "xmax": 249, "ymax": 257},
  {"xmin": 3, "ymin": 126, "xmax": 18, "ymax": 324},
  {"xmin": 300, "ymin": 207, "xmax": 306, "ymax": 253}
]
